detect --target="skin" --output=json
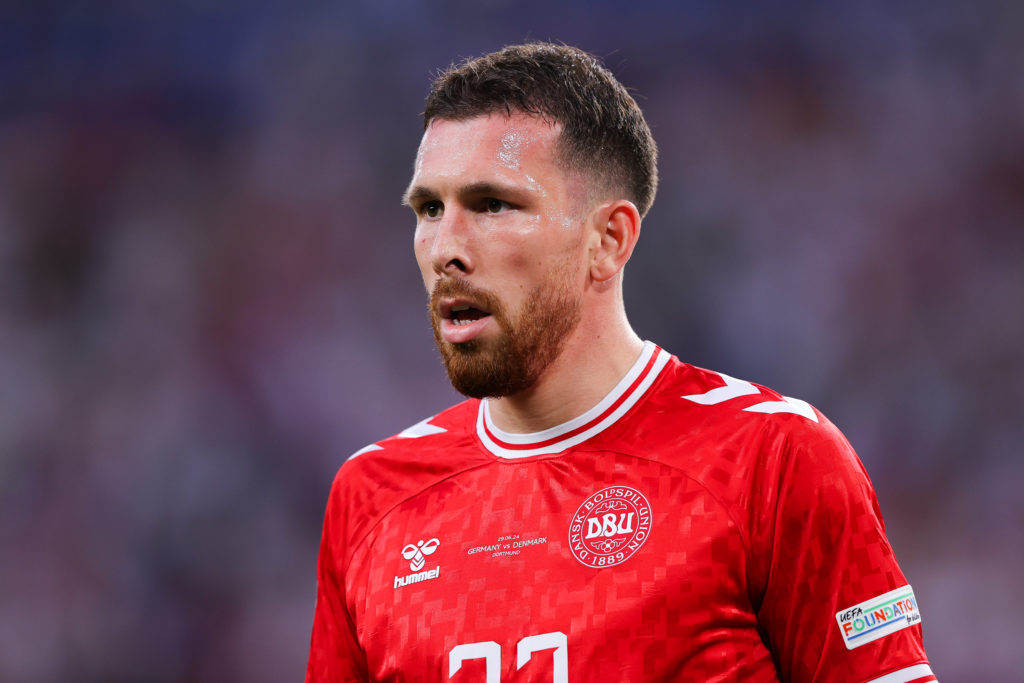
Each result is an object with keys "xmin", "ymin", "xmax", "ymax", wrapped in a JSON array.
[{"xmin": 404, "ymin": 112, "xmax": 645, "ymax": 433}]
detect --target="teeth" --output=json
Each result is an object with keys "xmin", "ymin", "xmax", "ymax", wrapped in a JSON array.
[
  {"xmin": 448, "ymin": 303, "xmax": 487, "ymax": 326},
  {"xmin": 449, "ymin": 304, "xmax": 472, "ymax": 324}
]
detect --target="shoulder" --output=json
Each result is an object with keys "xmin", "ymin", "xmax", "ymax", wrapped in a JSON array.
[
  {"xmin": 335, "ymin": 398, "xmax": 480, "ymax": 486},
  {"xmin": 325, "ymin": 400, "xmax": 485, "ymax": 551},
  {"xmin": 656, "ymin": 355, "xmax": 825, "ymax": 429},
  {"xmin": 644, "ymin": 353, "xmax": 882, "ymax": 561},
  {"xmin": 636, "ymin": 353, "xmax": 865, "ymax": 492},
  {"xmin": 344, "ymin": 401, "xmax": 475, "ymax": 463}
]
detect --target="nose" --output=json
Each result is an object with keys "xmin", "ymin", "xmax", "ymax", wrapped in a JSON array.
[{"xmin": 428, "ymin": 208, "xmax": 473, "ymax": 276}]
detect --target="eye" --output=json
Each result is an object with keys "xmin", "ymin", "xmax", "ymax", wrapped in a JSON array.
[
  {"xmin": 421, "ymin": 201, "xmax": 443, "ymax": 219},
  {"xmin": 485, "ymin": 198, "xmax": 509, "ymax": 214}
]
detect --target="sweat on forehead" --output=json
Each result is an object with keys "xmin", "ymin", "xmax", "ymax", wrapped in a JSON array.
[
  {"xmin": 472, "ymin": 112, "xmax": 555, "ymax": 149},
  {"xmin": 413, "ymin": 114, "xmax": 556, "ymax": 172},
  {"xmin": 415, "ymin": 114, "xmax": 594, "ymax": 186},
  {"xmin": 403, "ymin": 114, "xmax": 595, "ymax": 216}
]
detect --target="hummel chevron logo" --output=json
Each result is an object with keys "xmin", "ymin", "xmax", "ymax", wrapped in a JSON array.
[
  {"xmin": 402, "ymin": 538, "xmax": 440, "ymax": 571},
  {"xmin": 395, "ymin": 538, "xmax": 441, "ymax": 589},
  {"xmin": 682, "ymin": 373, "xmax": 818, "ymax": 422}
]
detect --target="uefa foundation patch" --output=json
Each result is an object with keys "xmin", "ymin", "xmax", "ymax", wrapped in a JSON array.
[{"xmin": 835, "ymin": 585, "xmax": 922, "ymax": 650}]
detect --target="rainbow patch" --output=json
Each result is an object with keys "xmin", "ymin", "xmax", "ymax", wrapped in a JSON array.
[{"xmin": 835, "ymin": 585, "xmax": 922, "ymax": 650}]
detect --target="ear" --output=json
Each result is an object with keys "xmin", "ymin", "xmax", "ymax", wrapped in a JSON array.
[{"xmin": 589, "ymin": 200, "xmax": 641, "ymax": 282}]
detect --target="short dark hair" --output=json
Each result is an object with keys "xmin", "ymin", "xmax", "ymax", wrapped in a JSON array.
[{"xmin": 424, "ymin": 43, "xmax": 658, "ymax": 217}]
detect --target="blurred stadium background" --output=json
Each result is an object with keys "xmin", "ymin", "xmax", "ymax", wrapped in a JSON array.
[{"xmin": 1, "ymin": 1, "xmax": 1022, "ymax": 680}]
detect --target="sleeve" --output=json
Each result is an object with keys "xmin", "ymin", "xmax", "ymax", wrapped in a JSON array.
[
  {"xmin": 306, "ymin": 469, "xmax": 369, "ymax": 683},
  {"xmin": 753, "ymin": 418, "xmax": 936, "ymax": 683}
]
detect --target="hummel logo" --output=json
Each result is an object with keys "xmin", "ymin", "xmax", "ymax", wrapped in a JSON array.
[
  {"xmin": 394, "ymin": 538, "xmax": 442, "ymax": 590},
  {"xmin": 401, "ymin": 538, "xmax": 440, "ymax": 571}
]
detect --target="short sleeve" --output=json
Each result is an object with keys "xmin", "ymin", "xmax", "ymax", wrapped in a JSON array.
[{"xmin": 754, "ymin": 419, "xmax": 934, "ymax": 683}]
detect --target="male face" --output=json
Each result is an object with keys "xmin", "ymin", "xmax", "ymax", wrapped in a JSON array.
[{"xmin": 405, "ymin": 113, "xmax": 589, "ymax": 398}]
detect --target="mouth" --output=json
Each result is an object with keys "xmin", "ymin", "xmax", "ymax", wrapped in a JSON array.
[
  {"xmin": 438, "ymin": 298, "xmax": 494, "ymax": 343},
  {"xmin": 446, "ymin": 302, "xmax": 491, "ymax": 326}
]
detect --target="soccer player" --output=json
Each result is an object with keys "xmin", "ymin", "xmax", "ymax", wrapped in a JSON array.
[{"xmin": 306, "ymin": 43, "xmax": 936, "ymax": 682}]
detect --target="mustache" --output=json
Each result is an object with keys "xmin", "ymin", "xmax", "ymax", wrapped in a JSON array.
[{"xmin": 430, "ymin": 277, "xmax": 504, "ymax": 318}]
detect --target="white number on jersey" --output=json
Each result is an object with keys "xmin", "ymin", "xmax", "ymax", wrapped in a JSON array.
[{"xmin": 450, "ymin": 631, "xmax": 568, "ymax": 682}]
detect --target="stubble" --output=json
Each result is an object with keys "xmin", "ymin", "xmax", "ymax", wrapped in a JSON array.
[{"xmin": 429, "ymin": 274, "xmax": 581, "ymax": 399}]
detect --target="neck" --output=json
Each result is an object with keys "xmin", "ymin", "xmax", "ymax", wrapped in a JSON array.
[{"xmin": 485, "ymin": 312, "xmax": 644, "ymax": 433}]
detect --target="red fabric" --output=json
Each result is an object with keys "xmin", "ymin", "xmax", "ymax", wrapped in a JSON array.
[{"xmin": 306, "ymin": 350, "xmax": 931, "ymax": 682}]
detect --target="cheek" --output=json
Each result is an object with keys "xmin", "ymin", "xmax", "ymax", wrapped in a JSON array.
[
  {"xmin": 503, "ymin": 233, "xmax": 578, "ymax": 292},
  {"xmin": 413, "ymin": 228, "xmax": 435, "ymax": 279},
  {"xmin": 413, "ymin": 232, "xmax": 428, "ymax": 260},
  {"xmin": 497, "ymin": 233, "xmax": 540, "ymax": 275}
]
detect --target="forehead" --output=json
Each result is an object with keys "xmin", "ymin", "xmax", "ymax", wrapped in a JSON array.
[{"xmin": 411, "ymin": 113, "xmax": 564, "ymax": 187}]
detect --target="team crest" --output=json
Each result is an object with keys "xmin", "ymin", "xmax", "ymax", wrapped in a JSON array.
[{"xmin": 569, "ymin": 486, "xmax": 652, "ymax": 568}]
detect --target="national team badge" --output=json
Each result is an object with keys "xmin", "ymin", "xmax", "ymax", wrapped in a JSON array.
[{"xmin": 569, "ymin": 486, "xmax": 652, "ymax": 568}]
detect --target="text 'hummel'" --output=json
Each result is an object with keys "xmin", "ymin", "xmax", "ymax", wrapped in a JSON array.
[{"xmin": 395, "ymin": 538, "xmax": 441, "ymax": 589}]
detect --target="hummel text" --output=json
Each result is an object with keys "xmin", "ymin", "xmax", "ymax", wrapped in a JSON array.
[{"xmin": 394, "ymin": 566, "xmax": 440, "ymax": 589}]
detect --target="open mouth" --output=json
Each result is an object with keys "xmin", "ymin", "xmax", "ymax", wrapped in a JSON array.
[
  {"xmin": 437, "ymin": 298, "xmax": 495, "ymax": 343},
  {"xmin": 449, "ymin": 304, "xmax": 491, "ymax": 326}
]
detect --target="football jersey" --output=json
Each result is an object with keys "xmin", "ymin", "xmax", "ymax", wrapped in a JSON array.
[{"xmin": 307, "ymin": 342, "xmax": 935, "ymax": 682}]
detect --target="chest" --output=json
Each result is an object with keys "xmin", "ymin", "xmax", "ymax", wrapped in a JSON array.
[{"xmin": 346, "ymin": 453, "xmax": 775, "ymax": 681}]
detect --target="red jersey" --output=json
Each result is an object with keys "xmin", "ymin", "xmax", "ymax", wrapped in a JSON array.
[{"xmin": 307, "ymin": 343, "xmax": 935, "ymax": 682}]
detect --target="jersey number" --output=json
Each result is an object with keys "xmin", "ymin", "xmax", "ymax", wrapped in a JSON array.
[{"xmin": 449, "ymin": 631, "xmax": 568, "ymax": 682}]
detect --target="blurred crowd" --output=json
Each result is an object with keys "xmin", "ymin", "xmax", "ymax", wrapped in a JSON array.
[{"xmin": 1, "ymin": 1, "xmax": 1021, "ymax": 680}]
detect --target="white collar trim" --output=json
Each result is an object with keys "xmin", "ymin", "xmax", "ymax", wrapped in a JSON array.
[{"xmin": 476, "ymin": 341, "xmax": 669, "ymax": 459}]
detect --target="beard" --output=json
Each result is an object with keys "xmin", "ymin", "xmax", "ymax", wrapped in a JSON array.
[{"xmin": 429, "ymin": 274, "xmax": 582, "ymax": 399}]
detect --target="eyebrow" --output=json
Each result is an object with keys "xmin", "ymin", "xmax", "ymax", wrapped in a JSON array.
[
  {"xmin": 401, "ymin": 185, "xmax": 433, "ymax": 207},
  {"xmin": 401, "ymin": 181, "xmax": 530, "ymax": 208}
]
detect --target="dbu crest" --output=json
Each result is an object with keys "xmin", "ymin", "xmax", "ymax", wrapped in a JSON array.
[
  {"xmin": 401, "ymin": 538, "xmax": 440, "ymax": 571},
  {"xmin": 569, "ymin": 486, "xmax": 652, "ymax": 568}
]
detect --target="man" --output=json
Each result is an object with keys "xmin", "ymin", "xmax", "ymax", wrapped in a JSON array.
[{"xmin": 307, "ymin": 43, "xmax": 935, "ymax": 682}]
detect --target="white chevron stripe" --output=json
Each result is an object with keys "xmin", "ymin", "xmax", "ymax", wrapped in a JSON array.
[
  {"xmin": 681, "ymin": 373, "xmax": 759, "ymax": 405},
  {"xmin": 744, "ymin": 396, "xmax": 818, "ymax": 422},
  {"xmin": 683, "ymin": 372, "xmax": 818, "ymax": 423},
  {"xmin": 349, "ymin": 443, "xmax": 382, "ymax": 459},
  {"xmin": 398, "ymin": 417, "xmax": 447, "ymax": 438}
]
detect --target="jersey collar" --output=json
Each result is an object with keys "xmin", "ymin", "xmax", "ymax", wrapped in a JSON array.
[{"xmin": 476, "ymin": 341, "xmax": 669, "ymax": 459}]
